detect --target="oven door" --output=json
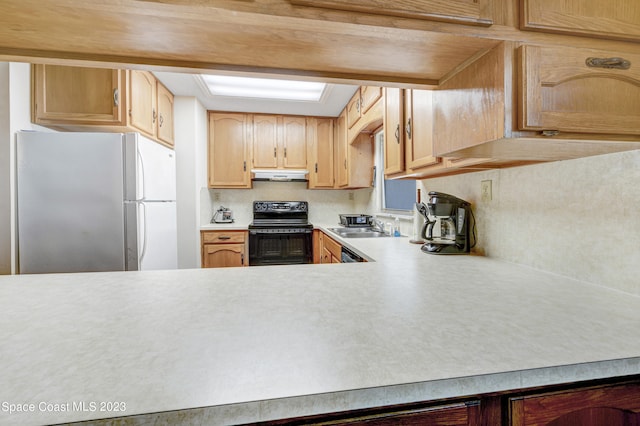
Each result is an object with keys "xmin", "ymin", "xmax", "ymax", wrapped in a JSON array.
[{"xmin": 249, "ymin": 228, "xmax": 313, "ymax": 266}]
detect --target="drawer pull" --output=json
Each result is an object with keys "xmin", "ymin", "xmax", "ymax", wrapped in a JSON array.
[
  {"xmin": 585, "ymin": 57, "xmax": 631, "ymax": 70},
  {"xmin": 218, "ymin": 236, "xmax": 231, "ymax": 240}
]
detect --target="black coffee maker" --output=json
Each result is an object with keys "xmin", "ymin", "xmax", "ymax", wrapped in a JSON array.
[{"xmin": 416, "ymin": 191, "xmax": 475, "ymax": 254}]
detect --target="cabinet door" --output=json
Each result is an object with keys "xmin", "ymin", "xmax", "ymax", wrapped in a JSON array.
[
  {"xmin": 383, "ymin": 87, "xmax": 405, "ymax": 175},
  {"xmin": 406, "ymin": 89, "xmax": 440, "ymax": 170},
  {"xmin": 253, "ymin": 115, "xmax": 279, "ymax": 169},
  {"xmin": 521, "ymin": 0, "xmax": 640, "ymax": 42},
  {"xmin": 202, "ymin": 243, "xmax": 246, "ymax": 268},
  {"xmin": 208, "ymin": 113, "xmax": 251, "ymax": 188},
  {"xmin": 308, "ymin": 118, "xmax": 335, "ymax": 189},
  {"xmin": 289, "ymin": 0, "xmax": 492, "ymax": 26},
  {"xmin": 509, "ymin": 383, "xmax": 640, "ymax": 426},
  {"xmin": 361, "ymin": 86, "xmax": 382, "ymax": 115},
  {"xmin": 519, "ymin": 45, "xmax": 640, "ymax": 135},
  {"xmin": 346, "ymin": 88, "xmax": 362, "ymax": 130},
  {"xmin": 281, "ymin": 116, "xmax": 307, "ymax": 168},
  {"xmin": 335, "ymin": 110, "xmax": 348, "ymax": 187},
  {"xmin": 32, "ymin": 64, "xmax": 125, "ymax": 125},
  {"xmin": 156, "ymin": 81, "xmax": 174, "ymax": 148},
  {"xmin": 129, "ymin": 70, "xmax": 157, "ymax": 137}
]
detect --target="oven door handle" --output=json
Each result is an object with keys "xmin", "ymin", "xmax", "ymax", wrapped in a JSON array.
[{"xmin": 249, "ymin": 229, "xmax": 313, "ymax": 235}]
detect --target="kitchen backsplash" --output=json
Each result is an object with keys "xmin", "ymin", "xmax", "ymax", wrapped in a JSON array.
[
  {"xmin": 201, "ymin": 182, "xmax": 371, "ymax": 226},
  {"xmin": 419, "ymin": 149, "xmax": 640, "ymax": 296}
]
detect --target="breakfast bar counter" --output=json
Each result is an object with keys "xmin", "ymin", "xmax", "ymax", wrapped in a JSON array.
[{"xmin": 1, "ymin": 236, "xmax": 640, "ymax": 425}]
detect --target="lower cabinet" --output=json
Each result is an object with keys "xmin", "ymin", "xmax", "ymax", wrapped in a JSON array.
[
  {"xmin": 201, "ymin": 230, "xmax": 249, "ymax": 268},
  {"xmin": 509, "ymin": 382, "xmax": 640, "ymax": 426},
  {"xmin": 314, "ymin": 230, "xmax": 342, "ymax": 264},
  {"xmin": 250, "ymin": 377, "xmax": 640, "ymax": 426}
]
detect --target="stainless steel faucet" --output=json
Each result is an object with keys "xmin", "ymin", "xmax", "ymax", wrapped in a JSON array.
[{"xmin": 371, "ymin": 219, "xmax": 385, "ymax": 233}]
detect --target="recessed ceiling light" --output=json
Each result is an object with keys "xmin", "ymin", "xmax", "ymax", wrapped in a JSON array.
[{"xmin": 200, "ymin": 75, "xmax": 327, "ymax": 102}]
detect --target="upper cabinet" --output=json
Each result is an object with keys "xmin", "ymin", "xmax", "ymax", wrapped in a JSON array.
[
  {"xmin": 383, "ymin": 87, "xmax": 405, "ymax": 175},
  {"xmin": 289, "ymin": 0, "xmax": 493, "ymax": 26},
  {"xmin": 432, "ymin": 42, "xmax": 640, "ymax": 163},
  {"xmin": 156, "ymin": 81, "xmax": 175, "ymax": 147},
  {"xmin": 208, "ymin": 112, "xmax": 252, "ymax": 188},
  {"xmin": 128, "ymin": 70, "xmax": 157, "ymax": 137},
  {"xmin": 252, "ymin": 115, "xmax": 280, "ymax": 169},
  {"xmin": 251, "ymin": 115, "xmax": 307, "ymax": 170},
  {"xmin": 518, "ymin": 45, "xmax": 640, "ymax": 135},
  {"xmin": 384, "ymin": 88, "xmax": 442, "ymax": 179},
  {"xmin": 32, "ymin": 65, "xmax": 174, "ymax": 149},
  {"xmin": 281, "ymin": 116, "xmax": 307, "ymax": 168},
  {"xmin": 307, "ymin": 118, "xmax": 334, "ymax": 189},
  {"xmin": 32, "ymin": 65, "xmax": 126, "ymax": 126},
  {"xmin": 334, "ymin": 109, "xmax": 374, "ymax": 189},
  {"xmin": 521, "ymin": 0, "xmax": 640, "ymax": 42}
]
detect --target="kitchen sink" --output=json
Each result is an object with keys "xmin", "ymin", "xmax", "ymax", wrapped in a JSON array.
[{"xmin": 328, "ymin": 227, "xmax": 390, "ymax": 238}]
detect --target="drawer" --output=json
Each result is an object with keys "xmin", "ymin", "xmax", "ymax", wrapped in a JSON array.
[{"xmin": 201, "ymin": 230, "xmax": 246, "ymax": 244}]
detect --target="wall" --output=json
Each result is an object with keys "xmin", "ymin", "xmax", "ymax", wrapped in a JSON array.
[
  {"xmin": 202, "ymin": 183, "xmax": 368, "ymax": 226},
  {"xmin": 0, "ymin": 62, "xmax": 51, "ymax": 274},
  {"xmin": 419, "ymin": 150, "xmax": 640, "ymax": 296},
  {"xmin": 175, "ymin": 96, "xmax": 207, "ymax": 269},
  {"xmin": 0, "ymin": 64, "xmax": 10, "ymax": 274}
]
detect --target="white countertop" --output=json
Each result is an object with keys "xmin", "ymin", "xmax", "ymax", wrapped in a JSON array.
[{"xmin": 1, "ymin": 230, "xmax": 640, "ymax": 425}]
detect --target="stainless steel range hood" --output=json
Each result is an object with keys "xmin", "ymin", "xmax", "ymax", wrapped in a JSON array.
[{"xmin": 251, "ymin": 169, "xmax": 309, "ymax": 182}]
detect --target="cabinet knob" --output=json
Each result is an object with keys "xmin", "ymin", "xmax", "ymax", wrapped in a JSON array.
[
  {"xmin": 395, "ymin": 124, "xmax": 400, "ymax": 143},
  {"xmin": 159, "ymin": 113, "xmax": 164, "ymax": 127},
  {"xmin": 152, "ymin": 108, "xmax": 157, "ymax": 123},
  {"xmin": 113, "ymin": 88, "xmax": 119, "ymax": 107},
  {"xmin": 405, "ymin": 118, "xmax": 412, "ymax": 140}
]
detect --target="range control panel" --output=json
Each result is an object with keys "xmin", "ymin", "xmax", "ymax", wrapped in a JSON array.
[{"xmin": 253, "ymin": 201, "xmax": 308, "ymax": 213}]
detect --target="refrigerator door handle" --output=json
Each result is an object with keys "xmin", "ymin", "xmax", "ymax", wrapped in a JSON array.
[
  {"xmin": 137, "ymin": 147, "xmax": 146, "ymax": 201},
  {"xmin": 139, "ymin": 202, "xmax": 148, "ymax": 265}
]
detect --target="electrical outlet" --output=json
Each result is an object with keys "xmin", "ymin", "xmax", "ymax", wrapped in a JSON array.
[
  {"xmin": 214, "ymin": 192, "xmax": 221, "ymax": 201},
  {"xmin": 348, "ymin": 192, "xmax": 354, "ymax": 201},
  {"xmin": 481, "ymin": 180, "xmax": 492, "ymax": 202}
]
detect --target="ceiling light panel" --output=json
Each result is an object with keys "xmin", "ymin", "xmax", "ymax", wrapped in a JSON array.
[{"xmin": 201, "ymin": 75, "xmax": 326, "ymax": 101}]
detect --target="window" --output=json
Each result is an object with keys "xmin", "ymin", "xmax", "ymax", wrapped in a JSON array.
[{"xmin": 375, "ymin": 131, "xmax": 416, "ymax": 212}]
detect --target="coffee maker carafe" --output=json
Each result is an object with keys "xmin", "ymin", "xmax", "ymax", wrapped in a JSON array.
[{"xmin": 416, "ymin": 191, "xmax": 475, "ymax": 254}]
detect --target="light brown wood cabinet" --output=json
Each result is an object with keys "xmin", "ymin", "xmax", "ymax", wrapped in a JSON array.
[
  {"xmin": 346, "ymin": 88, "xmax": 362, "ymax": 131},
  {"xmin": 252, "ymin": 114, "xmax": 279, "ymax": 169},
  {"xmin": 248, "ymin": 114, "xmax": 308, "ymax": 170},
  {"xmin": 208, "ymin": 112, "xmax": 252, "ymax": 188},
  {"xmin": 307, "ymin": 117, "xmax": 334, "ymax": 189},
  {"xmin": 32, "ymin": 65, "xmax": 174, "ymax": 148},
  {"xmin": 316, "ymin": 231, "xmax": 341, "ymax": 264},
  {"xmin": 281, "ymin": 116, "xmax": 307, "ymax": 168},
  {"xmin": 334, "ymin": 109, "xmax": 375, "ymax": 189},
  {"xmin": 384, "ymin": 88, "xmax": 445, "ymax": 179},
  {"xmin": 347, "ymin": 87, "xmax": 384, "ymax": 145},
  {"xmin": 201, "ymin": 230, "xmax": 248, "ymax": 268},
  {"xmin": 156, "ymin": 81, "xmax": 175, "ymax": 147},
  {"xmin": 432, "ymin": 41, "xmax": 640, "ymax": 163},
  {"xmin": 521, "ymin": 0, "xmax": 640, "ymax": 42},
  {"xmin": 383, "ymin": 87, "xmax": 405, "ymax": 176},
  {"xmin": 128, "ymin": 70, "xmax": 156, "ymax": 138},
  {"xmin": 289, "ymin": 0, "xmax": 493, "ymax": 26},
  {"xmin": 32, "ymin": 64, "xmax": 126, "ymax": 127},
  {"xmin": 509, "ymin": 382, "xmax": 640, "ymax": 426},
  {"xmin": 518, "ymin": 44, "xmax": 640, "ymax": 135}
]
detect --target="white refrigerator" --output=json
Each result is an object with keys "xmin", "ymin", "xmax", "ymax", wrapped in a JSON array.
[{"xmin": 16, "ymin": 131, "xmax": 178, "ymax": 274}]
